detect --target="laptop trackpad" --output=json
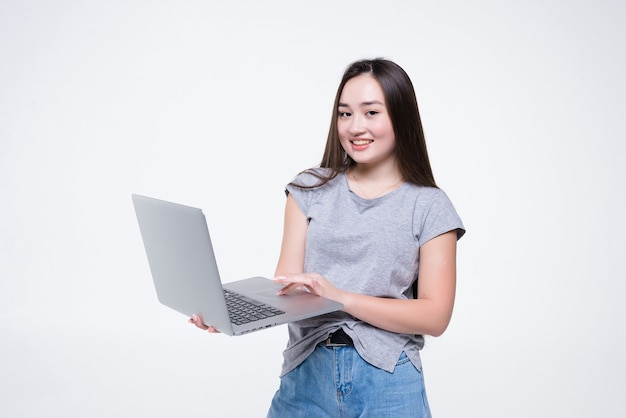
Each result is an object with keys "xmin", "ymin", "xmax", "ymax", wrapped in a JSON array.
[{"xmin": 224, "ymin": 276, "xmax": 336, "ymax": 313}]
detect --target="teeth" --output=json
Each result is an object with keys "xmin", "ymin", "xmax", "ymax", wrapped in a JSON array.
[{"xmin": 352, "ymin": 140, "xmax": 372, "ymax": 145}]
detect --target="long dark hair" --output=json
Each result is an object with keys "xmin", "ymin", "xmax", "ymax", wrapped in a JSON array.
[{"xmin": 295, "ymin": 58, "xmax": 437, "ymax": 189}]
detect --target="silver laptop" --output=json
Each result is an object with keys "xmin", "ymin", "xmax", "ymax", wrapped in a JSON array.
[{"xmin": 132, "ymin": 194, "xmax": 342, "ymax": 336}]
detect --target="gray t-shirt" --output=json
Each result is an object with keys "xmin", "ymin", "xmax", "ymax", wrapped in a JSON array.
[{"xmin": 281, "ymin": 168, "xmax": 465, "ymax": 376}]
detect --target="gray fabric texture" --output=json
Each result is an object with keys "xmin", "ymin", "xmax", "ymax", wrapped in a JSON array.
[{"xmin": 279, "ymin": 167, "xmax": 465, "ymax": 376}]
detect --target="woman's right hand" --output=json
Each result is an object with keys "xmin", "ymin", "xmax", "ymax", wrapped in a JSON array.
[{"xmin": 188, "ymin": 314, "xmax": 221, "ymax": 333}]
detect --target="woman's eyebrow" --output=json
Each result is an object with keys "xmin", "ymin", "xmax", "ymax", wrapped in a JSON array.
[
  {"xmin": 363, "ymin": 100, "xmax": 383, "ymax": 106},
  {"xmin": 338, "ymin": 100, "xmax": 384, "ymax": 108}
]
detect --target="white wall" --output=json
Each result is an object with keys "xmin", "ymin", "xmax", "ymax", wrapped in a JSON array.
[{"xmin": 1, "ymin": 1, "xmax": 624, "ymax": 416}]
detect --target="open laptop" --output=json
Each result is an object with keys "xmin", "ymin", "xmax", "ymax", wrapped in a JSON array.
[{"xmin": 132, "ymin": 194, "xmax": 342, "ymax": 336}]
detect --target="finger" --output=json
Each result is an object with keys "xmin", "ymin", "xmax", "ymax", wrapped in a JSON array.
[
  {"xmin": 189, "ymin": 314, "xmax": 209, "ymax": 330},
  {"xmin": 307, "ymin": 278, "xmax": 321, "ymax": 291},
  {"xmin": 273, "ymin": 275, "xmax": 291, "ymax": 283},
  {"xmin": 274, "ymin": 275, "xmax": 307, "ymax": 286},
  {"xmin": 276, "ymin": 282, "xmax": 303, "ymax": 295}
]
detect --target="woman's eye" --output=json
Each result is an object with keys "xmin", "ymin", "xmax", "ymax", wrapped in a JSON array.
[
  {"xmin": 366, "ymin": 110, "xmax": 379, "ymax": 116},
  {"xmin": 338, "ymin": 111, "xmax": 351, "ymax": 118}
]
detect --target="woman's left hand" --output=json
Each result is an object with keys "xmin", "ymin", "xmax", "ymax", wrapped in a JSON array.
[{"xmin": 274, "ymin": 273, "xmax": 344, "ymax": 302}]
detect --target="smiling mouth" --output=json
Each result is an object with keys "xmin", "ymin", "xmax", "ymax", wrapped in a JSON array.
[{"xmin": 351, "ymin": 139, "xmax": 373, "ymax": 146}]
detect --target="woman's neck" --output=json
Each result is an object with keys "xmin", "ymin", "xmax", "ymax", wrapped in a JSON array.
[
  {"xmin": 347, "ymin": 162, "xmax": 404, "ymax": 199},
  {"xmin": 349, "ymin": 160, "xmax": 403, "ymax": 183}
]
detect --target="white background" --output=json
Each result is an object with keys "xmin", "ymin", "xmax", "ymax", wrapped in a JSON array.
[{"xmin": 1, "ymin": 1, "xmax": 624, "ymax": 417}]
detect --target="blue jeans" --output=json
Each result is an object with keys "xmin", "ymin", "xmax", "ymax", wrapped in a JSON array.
[{"xmin": 267, "ymin": 344, "xmax": 432, "ymax": 418}]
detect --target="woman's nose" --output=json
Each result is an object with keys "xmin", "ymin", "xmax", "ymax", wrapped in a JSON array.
[{"xmin": 348, "ymin": 115, "xmax": 366, "ymax": 135}]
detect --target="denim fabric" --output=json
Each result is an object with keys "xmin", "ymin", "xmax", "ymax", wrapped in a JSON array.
[{"xmin": 267, "ymin": 344, "xmax": 431, "ymax": 418}]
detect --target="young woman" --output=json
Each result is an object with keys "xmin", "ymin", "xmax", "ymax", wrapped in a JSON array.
[{"xmin": 192, "ymin": 58, "xmax": 465, "ymax": 417}]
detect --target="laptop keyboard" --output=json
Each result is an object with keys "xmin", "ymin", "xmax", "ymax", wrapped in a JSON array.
[{"xmin": 223, "ymin": 289, "xmax": 285, "ymax": 325}]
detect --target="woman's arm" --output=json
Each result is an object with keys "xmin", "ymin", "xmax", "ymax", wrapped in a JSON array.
[
  {"xmin": 274, "ymin": 193, "xmax": 308, "ymax": 276},
  {"xmin": 275, "ymin": 230, "xmax": 458, "ymax": 337},
  {"xmin": 338, "ymin": 231, "xmax": 457, "ymax": 336}
]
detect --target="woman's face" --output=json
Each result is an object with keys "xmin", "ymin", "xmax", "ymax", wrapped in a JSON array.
[{"xmin": 337, "ymin": 74, "xmax": 396, "ymax": 168}]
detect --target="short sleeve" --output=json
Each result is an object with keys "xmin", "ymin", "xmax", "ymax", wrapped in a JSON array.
[
  {"xmin": 284, "ymin": 168, "xmax": 328, "ymax": 217},
  {"xmin": 413, "ymin": 188, "xmax": 465, "ymax": 246}
]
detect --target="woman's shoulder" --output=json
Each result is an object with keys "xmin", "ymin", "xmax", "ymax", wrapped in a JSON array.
[
  {"xmin": 402, "ymin": 182, "xmax": 444, "ymax": 199},
  {"xmin": 401, "ymin": 183, "xmax": 458, "ymax": 209},
  {"xmin": 289, "ymin": 167, "xmax": 336, "ymax": 188}
]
